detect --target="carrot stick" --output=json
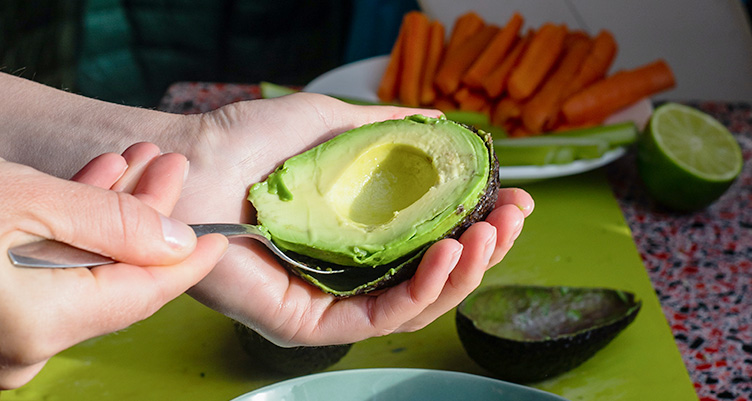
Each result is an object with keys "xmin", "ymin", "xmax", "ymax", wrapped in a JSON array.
[
  {"xmin": 481, "ymin": 30, "xmax": 531, "ymax": 99},
  {"xmin": 520, "ymin": 35, "xmax": 592, "ymax": 133},
  {"xmin": 444, "ymin": 11, "xmax": 485, "ymax": 58},
  {"xmin": 454, "ymin": 86, "xmax": 490, "ymax": 112},
  {"xmin": 507, "ymin": 23, "xmax": 567, "ymax": 100},
  {"xmin": 462, "ymin": 12, "xmax": 524, "ymax": 89},
  {"xmin": 433, "ymin": 95, "xmax": 458, "ymax": 112},
  {"xmin": 419, "ymin": 20, "xmax": 446, "ymax": 106},
  {"xmin": 509, "ymin": 125, "xmax": 533, "ymax": 138},
  {"xmin": 561, "ymin": 59, "xmax": 676, "ymax": 124},
  {"xmin": 377, "ymin": 20, "xmax": 406, "ymax": 103},
  {"xmin": 490, "ymin": 97, "xmax": 523, "ymax": 127},
  {"xmin": 453, "ymin": 85, "xmax": 473, "ymax": 103},
  {"xmin": 435, "ymin": 25, "xmax": 500, "ymax": 95},
  {"xmin": 550, "ymin": 119, "xmax": 601, "ymax": 132},
  {"xmin": 561, "ymin": 29, "xmax": 618, "ymax": 99},
  {"xmin": 398, "ymin": 11, "xmax": 431, "ymax": 107}
]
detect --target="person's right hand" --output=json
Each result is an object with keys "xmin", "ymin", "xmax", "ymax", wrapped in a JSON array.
[{"xmin": 0, "ymin": 143, "xmax": 228, "ymax": 389}]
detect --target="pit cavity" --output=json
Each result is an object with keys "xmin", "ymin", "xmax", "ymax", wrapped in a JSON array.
[{"xmin": 329, "ymin": 144, "xmax": 438, "ymax": 226}]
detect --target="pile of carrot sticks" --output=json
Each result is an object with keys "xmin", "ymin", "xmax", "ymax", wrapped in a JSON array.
[{"xmin": 377, "ymin": 11, "xmax": 676, "ymax": 136}]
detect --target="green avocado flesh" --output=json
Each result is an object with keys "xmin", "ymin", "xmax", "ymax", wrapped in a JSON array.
[
  {"xmin": 248, "ymin": 115, "xmax": 498, "ymax": 296},
  {"xmin": 456, "ymin": 285, "xmax": 641, "ymax": 383}
]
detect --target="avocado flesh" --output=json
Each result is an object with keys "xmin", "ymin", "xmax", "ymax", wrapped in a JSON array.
[
  {"xmin": 248, "ymin": 115, "xmax": 498, "ymax": 296},
  {"xmin": 249, "ymin": 115, "xmax": 491, "ymax": 268},
  {"xmin": 456, "ymin": 285, "xmax": 641, "ymax": 383}
]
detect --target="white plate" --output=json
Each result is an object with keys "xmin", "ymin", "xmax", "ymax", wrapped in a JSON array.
[
  {"xmin": 230, "ymin": 368, "xmax": 570, "ymax": 401},
  {"xmin": 304, "ymin": 55, "xmax": 652, "ymax": 184}
]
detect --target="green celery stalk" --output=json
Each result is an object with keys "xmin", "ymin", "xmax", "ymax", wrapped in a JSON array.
[
  {"xmin": 547, "ymin": 122, "xmax": 639, "ymax": 149},
  {"xmin": 493, "ymin": 122, "xmax": 639, "ymax": 166},
  {"xmin": 494, "ymin": 137, "xmax": 610, "ymax": 166}
]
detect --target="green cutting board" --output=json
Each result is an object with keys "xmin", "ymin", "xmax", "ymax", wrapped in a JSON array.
[{"xmin": 3, "ymin": 169, "xmax": 697, "ymax": 401}]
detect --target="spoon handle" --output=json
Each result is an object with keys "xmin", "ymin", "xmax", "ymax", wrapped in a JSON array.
[
  {"xmin": 6, "ymin": 224, "xmax": 264, "ymax": 269},
  {"xmin": 8, "ymin": 239, "xmax": 114, "ymax": 268}
]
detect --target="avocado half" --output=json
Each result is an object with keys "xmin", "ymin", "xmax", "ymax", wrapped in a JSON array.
[
  {"xmin": 456, "ymin": 285, "xmax": 641, "ymax": 383},
  {"xmin": 248, "ymin": 115, "xmax": 499, "ymax": 297},
  {"xmin": 233, "ymin": 321, "xmax": 352, "ymax": 376}
]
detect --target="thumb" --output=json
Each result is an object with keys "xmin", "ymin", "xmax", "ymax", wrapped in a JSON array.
[{"xmin": 17, "ymin": 168, "xmax": 196, "ymax": 266}]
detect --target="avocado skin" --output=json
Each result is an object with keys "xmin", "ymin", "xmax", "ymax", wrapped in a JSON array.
[
  {"xmin": 233, "ymin": 321, "xmax": 352, "ymax": 376},
  {"xmin": 283, "ymin": 123, "xmax": 500, "ymax": 297},
  {"xmin": 455, "ymin": 290, "xmax": 641, "ymax": 383}
]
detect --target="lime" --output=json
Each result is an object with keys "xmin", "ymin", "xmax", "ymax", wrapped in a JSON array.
[{"xmin": 637, "ymin": 102, "xmax": 742, "ymax": 211}]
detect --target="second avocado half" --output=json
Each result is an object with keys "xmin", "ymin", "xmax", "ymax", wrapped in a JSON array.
[{"xmin": 248, "ymin": 115, "xmax": 499, "ymax": 297}]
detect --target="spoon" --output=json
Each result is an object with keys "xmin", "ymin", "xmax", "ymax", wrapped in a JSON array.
[{"xmin": 7, "ymin": 223, "xmax": 345, "ymax": 274}]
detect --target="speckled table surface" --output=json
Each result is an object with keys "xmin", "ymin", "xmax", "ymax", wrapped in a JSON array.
[
  {"xmin": 159, "ymin": 83, "xmax": 751, "ymax": 401},
  {"xmin": 604, "ymin": 101, "xmax": 752, "ymax": 401}
]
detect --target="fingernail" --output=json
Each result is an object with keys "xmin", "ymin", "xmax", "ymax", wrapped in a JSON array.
[
  {"xmin": 483, "ymin": 233, "xmax": 496, "ymax": 262},
  {"xmin": 183, "ymin": 160, "xmax": 190, "ymax": 184},
  {"xmin": 160, "ymin": 215, "xmax": 195, "ymax": 250},
  {"xmin": 510, "ymin": 219, "xmax": 524, "ymax": 243},
  {"xmin": 449, "ymin": 243, "xmax": 463, "ymax": 270}
]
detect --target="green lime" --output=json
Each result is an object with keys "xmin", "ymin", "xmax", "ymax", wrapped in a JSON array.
[{"xmin": 637, "ymin": 103, "xmax": 742, "ymax": 212}]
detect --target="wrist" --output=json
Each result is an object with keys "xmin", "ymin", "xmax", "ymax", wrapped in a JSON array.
[{"xmin": 0, "ymin": 73, "xmax": 192, "ymax": 178}]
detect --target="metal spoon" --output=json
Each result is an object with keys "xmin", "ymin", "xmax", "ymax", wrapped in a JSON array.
[{"xmin": 7, "ymin": 223, "xmax": 345, "ymax": 274}]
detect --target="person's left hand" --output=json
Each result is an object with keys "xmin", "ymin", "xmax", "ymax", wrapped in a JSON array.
[{"xmin": 166, "ymin": 93, "xmax": 534, "ymax": 347}]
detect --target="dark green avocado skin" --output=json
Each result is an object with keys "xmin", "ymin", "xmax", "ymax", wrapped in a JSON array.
[
  {"xmin": 234, "ymin": 321, "xmax": 352, "ymax": 376},
  {"xmin": 284, "ymin": 123, "xmax": 500, "ymax": 298},
  {"xmin": 455, "ymin": 289, "xmax": 641, "ymax": 383}
]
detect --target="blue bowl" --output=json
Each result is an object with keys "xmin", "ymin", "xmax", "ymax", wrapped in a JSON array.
[{"xmin": 231, "ymin": 368, "xmax": 569, "ymax": 401}]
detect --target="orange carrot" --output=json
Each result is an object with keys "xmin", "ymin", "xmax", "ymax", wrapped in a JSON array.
[
  {"xmin": 453, "ymin": 85, "xmax": 473, "ymax": 103},
  {"xmin": 398, "ymin": 11, "xmax": 431, "ymax": 107},
  {"xmin": 454, "ymin": 86, "xmax": 490, "ymax": 112},
  {"xmin": 444, "ymin": 11, "xmax": 485, "ymax": 58},
  {"xmin": 561, "ymin": 59, "xmax": 676, "ymax": 124},
  {"xmin": 509, "ymin": 125, "xmax": 533, "ymax": 138},
  {"xmin": 550, "ymin": 119, "xmax": 601, "ymax": 132},
  {"xmin": 520, "ymin": 35, "xmax": 592, "ymax": 133},
  {"xmin": 433, "ymin": 95, "xmax": 458, "ymax": 112},
  {"xmin": 507, "ymin": 23, "xmax": 568, "ymax": 100},
  {"xmin": 435, "ymin": 25, "xmax": 500, "ymax": 95},
  {"xmin": 419, "ymin": 20, "xmax": 446, "ymax": 106},
  {"xmin": 481, "ymin": 30, "xmax": 531, "ymax": 99},
  {"xmin": 561, "ymin": 29, "xmax": 618, "ymax": 99},
  {"xmin": 377, "ymin": 20, "xmax": 406, "ymax": 103},
  {"xmin": 462, "ymin": 12, "xmax": 524, "ymax": 89},
  {"xmin": 564, "ymin": 30, "xmax": 591, "ymax": 47},
  {"xmin": 490, "ymin": 97, "xmax": 523, "ymax": 127}
]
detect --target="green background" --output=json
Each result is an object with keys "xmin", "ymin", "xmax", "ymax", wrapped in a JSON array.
[{"xmin": 3, "ymin": 169, "xmax": 697, "ymax": 401}]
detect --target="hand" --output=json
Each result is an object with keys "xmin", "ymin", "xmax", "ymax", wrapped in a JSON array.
[
  {"xmin": 168, "ymin": 93, "xmax": 534, "ymax": 346},
  {"xmin": 0, "ymin": 143, "xmax": 228, "ymax": 389}
]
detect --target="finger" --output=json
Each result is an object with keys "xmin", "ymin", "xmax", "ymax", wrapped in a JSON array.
[
  {"xmin": 18, "ymin": 173, "xmax": 197, "ymax": 266},
  {"xmin": 111, "ymin": 142, "xmax": 162, "ymax": 192},
  {"xmin": 275, "ymin": 93, "xmax": 443, "ymax": 137},
  {"xmin": 86, "ymin": 234, "xmax": 228, "ymax": 333},
  {"xmin": 395, "ymin": 222, "xmax": 497, "ymax": 332},
  {"xmin": 485, "ymin": 204, "xmax": 526, "ymax": 266},
  {"xmin": 31, "ymin": 234, "xmax": 228, "ymax": 356},
  {"xmin": 129, "ymin": 152, "xmax": 189, "ymax": 215},
  {"xmin": 315, "ymin": 239, "xmax": 463, "ymax": 344},
  {"xmin": 69, "ymin": 152, "xmax": 127, "ymax": 188},
  {"xmin": 335, "ymin": 101, "xmax": 443, "ymax": 129},
  {"xmin": 496, "ymin": 187, "xmax": 535, "ymax": 217}
]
